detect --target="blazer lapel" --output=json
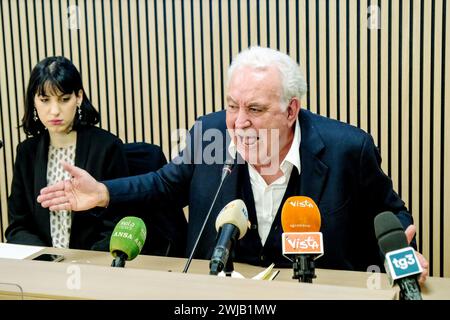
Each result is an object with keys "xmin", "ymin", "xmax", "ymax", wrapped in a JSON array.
[
  {"xmin": 34, "ymin": 133, "xmax": 51, "ymax": 238},
  {"xmin": 298, "ymin": 110, "xmax": 329, "ymax": 205},
  {"xmin": 74, "ymin": 127, "xmax": 89, "ymax": 168},
  {"xmin": 70, "ymin": 128, "xmax": 91, "ymax": 231}
]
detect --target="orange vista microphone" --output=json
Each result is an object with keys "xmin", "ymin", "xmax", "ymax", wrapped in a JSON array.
[{"xmin": 281, "ymin": 196, "xmax": 324, "ymax": 283}]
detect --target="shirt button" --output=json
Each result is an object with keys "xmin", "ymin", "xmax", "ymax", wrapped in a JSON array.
[{"xmin": 260, "ymin": 255, "xmax": 265, "ymax": 261}]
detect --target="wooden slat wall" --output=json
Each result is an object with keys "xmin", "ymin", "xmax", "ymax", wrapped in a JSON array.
[{"xmin": 0, "ymin": 0, "xmax": 448, "ymax": 277}]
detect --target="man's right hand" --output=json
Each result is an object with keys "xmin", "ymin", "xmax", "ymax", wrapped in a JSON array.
[{"xmin": 37, "ymin": 161, "xmax": 110, "ymax": 212}]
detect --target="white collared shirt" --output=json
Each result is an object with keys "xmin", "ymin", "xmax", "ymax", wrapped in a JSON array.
[{"xmin": 228, "ymin": 120, "xmax": 301, "ymax": 245}]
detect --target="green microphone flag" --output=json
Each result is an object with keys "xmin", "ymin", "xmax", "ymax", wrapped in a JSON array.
[{"xmin": 110, "ymin": 216, "xmax": 147, "ymax": 261}]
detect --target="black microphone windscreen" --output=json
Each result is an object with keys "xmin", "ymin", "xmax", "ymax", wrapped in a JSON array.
[
  {"xmin": 378, "ymin": 230, "xmax": 409, "ymax": 255},
  {"xmin": 374, "ymin": 212, "xmax": 423, "ymax": 301},
  {"xmin": 374, "ymin": 211, "xmax": 408, "ymax": 255}
]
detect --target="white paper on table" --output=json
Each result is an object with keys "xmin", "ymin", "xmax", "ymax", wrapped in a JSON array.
[
  {"xmin": 251, "ymin": 263, "xmax": 278, "ymax": 280},
  {"xmin": 217, "ymin": 270, "xmax": 246, "ymax": 278},
  {"xmin": 0, "ymin": 243, "xmax": 44, "ymax": 259}
]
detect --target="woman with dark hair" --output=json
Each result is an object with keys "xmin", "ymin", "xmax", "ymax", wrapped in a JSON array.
[{"xmin": 5, "ymin": 56, "xmax": 129, "ymax": 250}]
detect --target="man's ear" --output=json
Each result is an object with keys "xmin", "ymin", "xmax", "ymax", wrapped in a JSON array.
[{"xmin": 287, "ymin": 98, "xmax": 301, "ymax": 124}]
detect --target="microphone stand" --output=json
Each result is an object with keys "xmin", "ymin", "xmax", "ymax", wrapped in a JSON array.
[
  {"xmin": 398, "ymin": 277, "xmax": 423, "ymax": 300},
  {"xmin": 292, "ymin": 254, "xmax": 316, "ymax": 283},
  {"xmin": 223, "ymin": 255, "xmax": 234, "ymax": 277},
  {"xmin": 111, "ymin": 252, "xmax": 127, "ymax": 268},
  {"xmin": 182, "ymin": 160, "xmax": 234, "ymax": 273}
]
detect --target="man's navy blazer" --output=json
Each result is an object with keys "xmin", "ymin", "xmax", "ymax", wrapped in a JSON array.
[{"xmin": 105, "ymin": 109, "xmax": 413, "ymax": 272}]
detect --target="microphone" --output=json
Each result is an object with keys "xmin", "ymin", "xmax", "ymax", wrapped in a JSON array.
[
  {"xmin": 374, "ymin": 211, "xmax": 423, "ymax": 300},
  {"xmin": 182, "ymin": 159, "xmax": 235, "ymax": 273},
  {"xmin": 281, "ymin": 196, "xmax": 324, "ymax": 283},
  {"xmin": 109, "ymin": 216, "xmax": 147, "ymax": 267},
  {"xmin": 209, "ymin": 199, "xmax": 249, "ymax": 275},
  {"xmin": 221, "ymin": 158, "xmax": 234, "ymax": 181}
]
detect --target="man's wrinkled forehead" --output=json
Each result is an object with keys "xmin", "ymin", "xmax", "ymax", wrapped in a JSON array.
[
  {"xmin": 227, "ymin": 66, "xmax": 282, "ymax": 99},
  {"xmin": 229, "ymin": 64, "xmax": 280, "ymax": 83}
]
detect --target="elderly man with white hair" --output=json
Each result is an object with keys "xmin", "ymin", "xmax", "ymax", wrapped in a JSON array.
[{"xmin": 38, "ymin": 46, "xmax": 428, "ymax": 283}]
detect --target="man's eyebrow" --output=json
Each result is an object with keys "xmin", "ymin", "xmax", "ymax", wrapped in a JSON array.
[
  {"xmin": 243, "ymin": 102, "xmax": 269, "ymax": 111},
  {"xmin": 226, "ymin": 95, "xmax": 237, "ymax": 103},
  {"xmin": 247, "ymin": 103, "xmax": 266, "ymax": 108}
]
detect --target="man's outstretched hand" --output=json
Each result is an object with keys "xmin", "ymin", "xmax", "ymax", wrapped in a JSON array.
[{"xmin": 37, "ymin": 161, "xmax": 110, "ymax": 212}]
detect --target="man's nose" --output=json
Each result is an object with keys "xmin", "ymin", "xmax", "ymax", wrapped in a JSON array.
[{"xmin": 235, "ymin": 108, "xmax": 251, "ymax": 129}]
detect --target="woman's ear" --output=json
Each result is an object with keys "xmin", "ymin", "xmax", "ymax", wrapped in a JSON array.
[{"xmin": 76, "ymin": 89, "xmax": 83, "ymax": 106}]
